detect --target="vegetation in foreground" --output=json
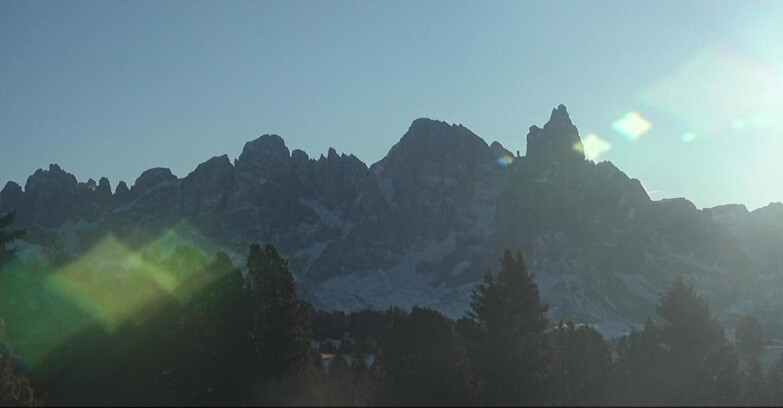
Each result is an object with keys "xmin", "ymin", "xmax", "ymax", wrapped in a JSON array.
[{"xmin": 2, "ymin": 211, "xmax": 783, "ymax": 406}]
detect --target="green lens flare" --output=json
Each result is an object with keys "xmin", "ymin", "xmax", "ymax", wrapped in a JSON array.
[{"xmin": 1, "ymin": 222, "xmax": 222, "ymax": 369}]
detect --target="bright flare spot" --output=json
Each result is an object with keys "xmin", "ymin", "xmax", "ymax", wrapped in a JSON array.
[
  {"xmin": 681, "ymin": 132, "xmax": 696, "ymax": 143},
  {"xmin": 612, "ymin": 112, "xmax": 652, "ymax": 141},
  {"xmin": 731, "ymin": 119, "xmax": 747, "ymax": 131},
  {"xmin": 45, "ymin": 233, "xmax": 212, "ymax": 330},
  {"xmin": 748, "ymin": 112, "xmax": 772, "ymax": 128},
  {"xmin": 576, "ymin": 134, "xmax": 612, "ymax": 161},
  {"xmin": 496, "ymin": 155, "xmax": 514, "ymax": 167},
  {"xmin": 1, "ymin": 221, "xmax": 223, "ymax": 368},
  {"xmin": 641, "ymin": 45, "xmax": 782, "ymax": 135}
]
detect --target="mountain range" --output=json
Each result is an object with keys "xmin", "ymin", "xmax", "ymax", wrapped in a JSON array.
[{"xmin": 2, "ymin": 105, "xmax": 782, "ymax": 338}]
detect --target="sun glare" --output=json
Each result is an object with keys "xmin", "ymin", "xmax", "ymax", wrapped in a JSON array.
[{"xmin": 1, "ymin": 222, "xmax": 224, "ymax": 368}]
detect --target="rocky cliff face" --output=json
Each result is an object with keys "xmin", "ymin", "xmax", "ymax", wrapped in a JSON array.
[
  {"xmin": 2, "ymin": 105, "xmax": 782, "ymax": 338},
  {"xmin": 526, "ymin": 104, "xmax": 584, "ymax": 174}
]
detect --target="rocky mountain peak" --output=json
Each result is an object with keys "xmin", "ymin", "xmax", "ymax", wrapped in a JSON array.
[
  {"xmin": 375, "ymin": 118, "xmax": 492, "ymax": 175},
  {"xmin": 237, "ymin": 134, "xmax": 290, "ymax": 165},
  {"xmin": 132, "ymin": 168, "xmax": 177, "ymax": 194},
  {"xmin": 708, "ymin": 203, "xmax": 749, "ymax": 219},
  {"xmin": 113, "ymin": 181, "xmax": 131, "ymax": 204},
  {"xmin": 408, "ymin": 117, "xmax": 446, "ymax": 133},
  {"xmin": 749, "ymin": 202, "xmax": 783, "ymax": 226},
  {"xmin": 548, "ymin": 103, "xmax": 573, "ymax": 125},
  {"xmin": 97, "ymin": 177, "xmax": 112, "ymax": 195},
  {"xmin": 6, "ymin": 107, "xmax": 781, "ymax": 340},
  {"xmin": 658, "ymin": 197, "xmax": 699, "ymax": 216},
  {"xmin": 0, "ymin": 181, "xmax": 23, "ymax": 214},
  {"xmin": 526, "ymin": 104, "xmax": 584, "ymax": 167},
  {"xmin": 234, "ymin": 135, "xmax": 293, "ymax": 186},
  {"xmin": 190, "ymin": 154, "xmax": 233, "ymax": 176},
  {"xmin": 24, "ymin": 163, "xmax": 79, "ymax": 193},
  {"xmin": 291, "ymin": 149, "xmax": 309, "ymax": 163},
  {"xmin": 1, "ymin": 181, "xmax": 22, "ymax": 197},
  {"xmin": 489, "ymin": 141, "xmax": 514, "ymax": 159},
  {"xmin": 83, "ymin": 178, "xmax": 98, "ymax": 191},
  {"xmin": 115, "ymin": 181, "xmax": 130, "ymax": 195}
]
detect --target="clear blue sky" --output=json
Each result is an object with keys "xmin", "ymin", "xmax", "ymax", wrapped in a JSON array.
[{"xmin": 2, "ymin": 1, "xmax": 782, "ymax": 210}]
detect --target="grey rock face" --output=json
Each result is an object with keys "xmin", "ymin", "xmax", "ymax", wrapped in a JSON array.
[
  {"xmin": 18, "ymin": 164, "xmax": 81, "ymax": 228},
  {"xmin": 4, "ymin": 105, "xmax": 782, "ymax": 338},
  {"xmin": 131, "ymin": 168, "xmax": 177, "ymax": 195},
  {"xmin": 372, "ymin": 118, "xmax": 503, "ymax": 241},
  {"xmin": 526, "ymin": 105, "xmax": 584, "ymax": 173},
  {"xmin": 0, "ymin": 181, "xmax": 23, "ymax": 215},
  {"xmin": 489, "ymin": 141, "xmax": 513, "ymax": 159},
  {"xmin": 114, "ymin": 181, "xmax": 130, "ymax": 202},
  {"xmin": 181, "ymin": 155, "xmax": 234, "ymax": 228}
]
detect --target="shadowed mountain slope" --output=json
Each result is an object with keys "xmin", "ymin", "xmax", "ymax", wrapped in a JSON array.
[{"xmin": 3, "ymin": 105, "xmax": 782, "ymax": 338}]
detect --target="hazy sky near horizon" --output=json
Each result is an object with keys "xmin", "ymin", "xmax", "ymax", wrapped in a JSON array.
[{"xmin": 1, "ymin": 1, "xmax": 782, "ymax": 210}]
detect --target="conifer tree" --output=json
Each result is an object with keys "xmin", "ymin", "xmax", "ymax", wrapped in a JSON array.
[
  {"xmin": 246, "ymin": 244, "xmax": 316, "ymax": 404},
  {"xmin": 210, "ymin": 250, "xmax": 255, "ymax": 403},
  {"xmin": 615, "ymin": 277, "xmax": 739, "ymax": 405},
  {"xmin": 377, "ymin": 307, "xmax": 478, "ymax": 406},
  {"xmin": 0, "ymin": 324, "xmax": 39, "ymax": 407},
  {"xmin": 614, "ymin": 319, "xmax": 667, "ymax": 404},
  {"xmin": 462, "ymin": 249, "xmax": 548, "ymax": 405},
  {"xmin": 548, "ymin": 322, "xmax": 613, "ymax": 405}
]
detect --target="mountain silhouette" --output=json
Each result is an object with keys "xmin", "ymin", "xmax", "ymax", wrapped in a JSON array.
[{"xmin": 2, "ymin": 105, "xmax": 781, "ymax": 337}]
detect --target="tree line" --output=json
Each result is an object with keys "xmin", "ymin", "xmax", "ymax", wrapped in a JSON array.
[{"xmin": 2, "ymin": 210, "xmax": 783, "ymax": 406}]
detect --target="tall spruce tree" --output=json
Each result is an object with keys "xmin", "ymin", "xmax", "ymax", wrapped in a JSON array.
[
  {"xmin": 0, "ymin": 319, "xmax": 39, "ymax": 407},
  {"xmin": 462, "ymin": 249, "xmax": 549, "ymax": 405},
  {"xmin": 615, "ymin": 277, "xmax": 739, "ymax": 405},
  {"xmin": 377, "ymin": 307, "xmax": 479, "ymax": 406},
  {"xmin": 547, "ymin": 321, "xmax": 613, "ymax": 405},
  {"xmin": 246, "ymin": 244, "xmax": 316, "ymax": 404},
  {"xmin": 209, "ymin": 250, "xmax": 254, "ymax": 403}
]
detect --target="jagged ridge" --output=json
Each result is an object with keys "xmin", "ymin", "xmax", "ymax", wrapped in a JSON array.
[{"xmin": 2, "ymin": 105, "xmax": 782, "ymax": 338}]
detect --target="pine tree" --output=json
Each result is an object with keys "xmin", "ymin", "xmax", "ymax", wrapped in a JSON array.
[
  {"xmin": 615, "ymin": 277, "xmax": 739, "ymax": 405},
  {"xmin": 658, "ymin": 277, "xmax": 724, "ymax": 356},
  {"xmin": 0, "ymin": 320, "xmax": 40, "ymax": 407},
  {"xmin": 177, "ymin": 250, "xmax": 249, "ymax": 405},
  {"xmin": 467, "ymin": 250, "xmax": 548, "ymax": 338},
  {"xmin": 661, "ymin": 277, "xmax": 738, "ymax": 405},
  {"xmin": 376, "ymin": 307, "xmax": 478, "ymax": 406},
  {"xmin": 462, "ymin": 249, "xmax": 548, "ymax": 405},
  {"xmin": 548, "ymin": 322, "xmax": 613, "ymax": 405},
  {"xmin": 614, "ymin": 319, "xmax": 667, "ymax": 405},
  {"xmin": 209, "ymin": 250, "xmax": 255, "ymax": 403},
  {"xmin": 245, "ymin": 244, "xmax": 316, "ymax": 404}
]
